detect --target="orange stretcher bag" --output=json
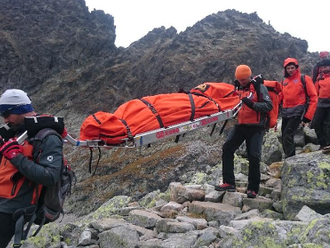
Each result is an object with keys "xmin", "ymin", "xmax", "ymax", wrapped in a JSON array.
[{"xmin": 80, "ymin": 82, "xmax": 240, "ymax": 145}]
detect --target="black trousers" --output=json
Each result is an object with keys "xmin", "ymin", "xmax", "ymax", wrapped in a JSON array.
[
  {"xmin": 0, "ymin": 212, "xmax": 16, "ymax": 248},
  {"xmin": 222, "ymin": 125, "xmax": 265, "ymax": 193},
  {"xmin": 313, "ymin": 107, "xmax": 330, "ymax": 147},
  {"xmin": 281, "ymin": 117, "xmax": 301, "ymax": 158}
]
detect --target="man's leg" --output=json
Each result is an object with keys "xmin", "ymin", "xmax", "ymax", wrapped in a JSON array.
[
  {"xmin": 221, "ymin": 125, "xmax": 245, "ymax": 186},
  {"xmin": 246, "ymin": 128, "xmax": 265, "ymax": 194},
  {"xmin": 313, "ymin": 108, "xmax": 327, "ymax": 148},
  {"xmin": 0, "ymin": 212, "xmax": 16, "ymax": 248},
  {"xmin": 282, "ymin": 117, "xmax": 301, "ymax": 158},
  {"xmin": 324, "ymin": 108, "xmax": 330, "ymax": 146}
]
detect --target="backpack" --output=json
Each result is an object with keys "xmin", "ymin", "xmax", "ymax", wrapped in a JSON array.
[
  {"xmin": 31, "ymin": 128, "xmax": 75, "ymax": 228},
  {"xmin": 12, "ymin": 118, "xmax": 75, "ymax": 247},
  {"xmin": 252, "ymin": 77, "xmax": 282, "ymax": 129},
  {"xmin": 300, "ymin": 74, "xmax": 308, "ymax": 100}
]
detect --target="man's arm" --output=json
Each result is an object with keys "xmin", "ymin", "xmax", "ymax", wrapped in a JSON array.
[
  {"xmin": 10, "ymin": 135, "xmax": 63, "ymax": 187},
  {"xmin": 252, "ymin": 84, "xmax": 273, "ymax": 113},
  {"xmin": 304, "ymin": 75, "xmax": 318, "ymax": 122}
]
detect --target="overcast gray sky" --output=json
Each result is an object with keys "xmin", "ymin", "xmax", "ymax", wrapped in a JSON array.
[{"xmin": 85, "ymin": 0, "xmax": 328, "ymax": 53}]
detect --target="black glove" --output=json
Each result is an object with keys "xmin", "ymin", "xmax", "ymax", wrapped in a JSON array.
[
  {"xmin": 302, "ymin": 117, "xmax": 311, "ymax": 123},
  {"xmin": 252, "ymin": 74, "xmax": 264, "ymax": 85},
  {"xmin": 242, "ymin": 97, "xmax": 254, "ymax": 109}
]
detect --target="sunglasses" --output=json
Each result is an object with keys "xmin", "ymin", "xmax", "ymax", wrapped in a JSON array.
[{"xmin": 0, "ymin": 105, "xmax": 22, "ymax": 118}]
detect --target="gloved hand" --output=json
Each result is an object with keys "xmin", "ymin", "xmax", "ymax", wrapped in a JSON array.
[
  {"xmin": 252, "ymin": 74, "xmax": 264, "ymax": 85},
  {"xmin": 302, "ymin": 117, "xmax": 311, "ymax": 123},
  {"xmin": 0, "ymin": 139, "xmax": 23, "ymax": 160},
  {"xmin": 242, "ymin": 97, "xmax": 254, "ymax": 109}
]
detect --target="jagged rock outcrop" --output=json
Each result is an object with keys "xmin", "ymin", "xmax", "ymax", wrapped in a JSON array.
[
  {"xmin": 0, "ymin": 0, "xmax": 116, "ymax": 93},
  {"xmin": 0, "ymin": 0, "xmax": 320, "ymax": 123}
]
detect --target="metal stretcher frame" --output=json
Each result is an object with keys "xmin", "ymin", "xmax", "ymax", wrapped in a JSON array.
[{"xmin": 17, "ymin": 101, "xmax": 242, "ymax": 148}]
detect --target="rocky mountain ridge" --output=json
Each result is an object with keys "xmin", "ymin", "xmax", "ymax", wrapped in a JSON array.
[{"xmin": 0, "ymin": 0, "xmax": 319, "ymax": 129}]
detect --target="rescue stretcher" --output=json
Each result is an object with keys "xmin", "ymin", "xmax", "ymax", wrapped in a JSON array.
[
  {"xmin": 16, "ymin": 101, "xmax": 241, "ymax": 147},
  {"xmin": 67, "ymin": 102, "xmax": 241, "ymax": 148},
  {"xmin": 16, "ymin": 82, "xmax": 243, "ymax": 147}
]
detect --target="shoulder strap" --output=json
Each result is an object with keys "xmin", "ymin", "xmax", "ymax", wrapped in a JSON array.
[
  {"xmin": 300, "ymin": 74, "xmax": 309, "ymax": 100},
  {"xmin": 301, "ymin": 74, "xmax": 306, "ymax": 90},
  {"xmin": 251, "ymin": 80, "xmax": 261, "ymax": 100},
  {"xmin": 32, "ymin": 128, "xmax": 63, "ymax": 161}
]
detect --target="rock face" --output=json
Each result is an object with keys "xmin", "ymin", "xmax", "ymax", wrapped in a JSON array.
[
  {"xmin": 0, "ymin": 0, "xmax": 319, "ymax": 125},
  {"xmin": 281, "ymin": 152, "xmax": 330, "ymax": 220},
  {"xmin": 0, "ymin": 0, "xmax": 116, "ymax": 93}
]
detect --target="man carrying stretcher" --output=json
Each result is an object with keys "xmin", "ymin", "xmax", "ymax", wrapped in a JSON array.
[{"xmin": 215, "ymin": 65, "xmax": 273, "ymax": 198}]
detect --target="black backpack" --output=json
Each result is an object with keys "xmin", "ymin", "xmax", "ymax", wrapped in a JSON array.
[
  {"xmin": 13, "ymin": 127, "xmax": 75, "ymax": 247},
  {"xmin": 32, "ymin": 128, "xmax": 75, "ymax": 226}
]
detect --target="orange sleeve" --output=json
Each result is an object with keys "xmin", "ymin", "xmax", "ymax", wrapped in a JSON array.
[
  {"xmin": 278, "ymin": 81, "xmax": 283, "ymax": 104},
  {"xmin": 314, "ymin": 81, "xmax": 320, "ymax": 95},
  {"xmin": 304, "ymin": 76, "xmax": 318, "ymax": 121}
]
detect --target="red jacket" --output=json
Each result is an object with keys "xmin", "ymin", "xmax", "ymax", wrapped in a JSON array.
[{"xmin": 281, "ymin": 58, "xmax": 318, "ymax": 120}]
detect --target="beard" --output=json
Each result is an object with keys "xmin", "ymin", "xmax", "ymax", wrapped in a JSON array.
[{"xmin": 0, "ymin": 123, "xmax": 17, "ymax": 141}]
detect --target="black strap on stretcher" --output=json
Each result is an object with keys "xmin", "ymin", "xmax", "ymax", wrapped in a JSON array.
[
  {"xmin": 88, "ymin": 146, "xmax": 101, "ymax": 176},
  {"xmin": 140, "ymin": 99, "xmax": 164, "ymax": 128},
  {"xmin": 190, "ymin": 92, "xmax": 221, "ymax": 112},
  {"xmin": 139, "ymin": 99, "xmax": 164, "ymax": 147},
  {"xmin": 120, "ymin": 119, "xmax": 134, "ymax": 140},
  {"xmin": 175, "ymin": 93, "xmax": 196, "ymax": 143},
  {"xmin": 191, "ymin": 90, "xmax": 235, "ymax": 137}
]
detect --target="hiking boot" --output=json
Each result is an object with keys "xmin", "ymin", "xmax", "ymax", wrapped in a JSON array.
[
  {"xmin": 214, "ymin": 183, "xmax": 236, "ymax": 192},
  {"xmin": 247, "ymin": 190, "xmax": 257, "ymax": 198}
]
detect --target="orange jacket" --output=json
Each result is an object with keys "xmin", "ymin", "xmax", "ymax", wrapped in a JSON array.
[
  {"xmin": 0, "ymin": 142, "xmax": 41, "ymax": 204},
  {"xmin": 281, "ymin": 58, "xmax": 318, "ymax": 120},
  {"xmin": 237, "ymin": 82, "xmax": 272, "ymax": 126},
  {"xmin": 315, "ymin": 73, "xmax": 330, "ymax": 107}
]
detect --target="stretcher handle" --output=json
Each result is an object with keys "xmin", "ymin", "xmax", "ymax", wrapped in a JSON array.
[
  {"xmin": 16, "ymin": 130, "xmax": 100, "ymax": 147},
  {"xmin": 17, "ymin": 131, "xmax": 28, "ymax": 144},
  {"xmin": 16, "ymin": 130, "xmax": 133, "ymax": 148}
]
